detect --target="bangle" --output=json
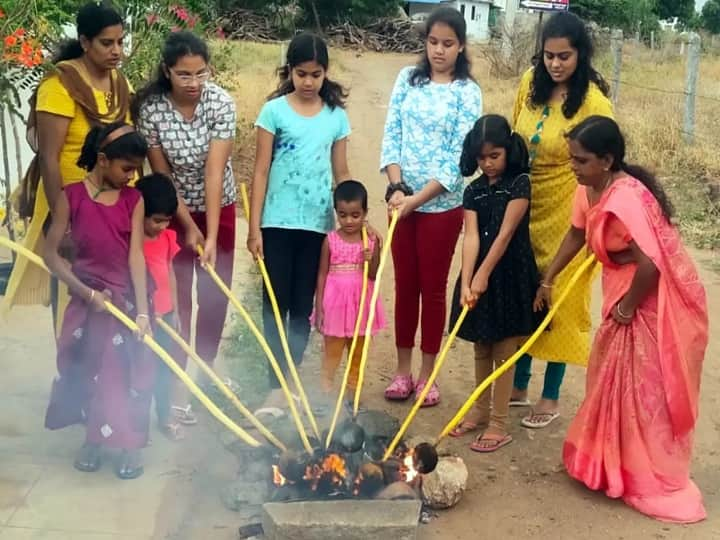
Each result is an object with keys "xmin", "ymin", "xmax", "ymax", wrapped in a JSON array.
[
  {"xmin": 136, "ymin": 313, "xmax": 149, "ymax": 320},
  {"xmin": 540, "ymin": 282, "xmax": 553, "ymax": 289},
  {"xmin": 384, "ymin": 181, "xmax": 414, "ymax": 203},
  {"xmin": 616, "ymin": 302, "xmax": 632, "ymax": 319},
  {"xmin": 88, "ymin": 289, "xmax": 95, "ymax": 302}
]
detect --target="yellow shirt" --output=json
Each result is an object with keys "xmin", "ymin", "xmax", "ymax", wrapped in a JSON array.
[
  {"xmin": 35, "ymin": 70, "xmax": 133, "ymax": 185},
  {"xmin": 512, "ymin": 69, "xmax": 614, "ymax": 366}
]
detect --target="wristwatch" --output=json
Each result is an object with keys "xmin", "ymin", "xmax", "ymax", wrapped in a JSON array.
[{"xmin": 384, "ymin": 181, "xmax": 414, "ymax": 203}]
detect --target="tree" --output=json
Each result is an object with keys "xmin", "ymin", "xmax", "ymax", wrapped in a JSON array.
[
  {"xmin": 655, "ymin": 0, "xmax": 694, "ymax": 24},
  {"xmin": 702, "ymin": 0, "xmax": 720, "ymax": 34},
  {"xmin": 571, "ymin": 0, "xmax": 659, "ymax": 38}
]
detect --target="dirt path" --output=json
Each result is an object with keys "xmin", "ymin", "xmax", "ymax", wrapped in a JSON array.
[
  {"xmin": 338, "ymin": 50, "xmax": 720, "ymax": 539},
  {"xmin": 1, "ymin": 49, "xmax": 719, "ymax": 540}
]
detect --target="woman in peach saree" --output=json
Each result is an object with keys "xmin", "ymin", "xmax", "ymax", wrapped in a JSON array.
[{"xmin": 535, "ymin": 116, "xmax": 708, "ymax": 523}]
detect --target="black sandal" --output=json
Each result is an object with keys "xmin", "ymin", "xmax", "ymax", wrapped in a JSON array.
[
  {"xmin": 74, "ymin": 443, "xmax": 102, "ymax": 472},
  {"xmin": 114, "ymin": 449, "xmax": 144, "ymax": 480}
]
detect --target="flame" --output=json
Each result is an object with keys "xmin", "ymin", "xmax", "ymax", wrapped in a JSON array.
[
  {"xmin": 272, "ymin": 465, "xmax": 287, "ymax": 486},
  {"xmin": 403, "ymin": 452, "xmax": 419, "ymax": 482}
]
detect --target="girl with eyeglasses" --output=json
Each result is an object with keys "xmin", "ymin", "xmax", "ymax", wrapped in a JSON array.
[{"xmin": 133, "ymin": 32, "xmax": 237, "ymax": 426}]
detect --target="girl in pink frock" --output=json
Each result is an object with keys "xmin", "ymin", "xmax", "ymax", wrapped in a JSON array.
[
  {"xmin": 43, "ymin": 122, "xmax": 153, "ymax": 480},
  {"xmin": 312, "ymin": 181, "xmax": 386, "ymax": 410},
  {"xmin": 535, "ymin": 116, "xmax": 708, "ymax": 523}
]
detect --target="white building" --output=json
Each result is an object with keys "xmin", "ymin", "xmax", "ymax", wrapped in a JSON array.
[{"xmin": 407, "ymin": 0, "xmax": 506, "ymax": 41}]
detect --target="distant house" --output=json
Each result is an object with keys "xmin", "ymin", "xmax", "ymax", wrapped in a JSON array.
[{"xmin": 407, "ymin": 0, "xmax": 503, "ymax": 41}]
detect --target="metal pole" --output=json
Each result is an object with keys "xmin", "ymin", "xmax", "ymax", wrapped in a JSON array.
[{"xmin": 683, "ymin": 33, "xmax": 701, "ymax": 145}]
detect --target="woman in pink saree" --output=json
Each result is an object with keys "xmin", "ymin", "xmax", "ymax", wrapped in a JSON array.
[{"xmin": 534, "ymin": 116, "xmax": 708, "ymax": 523}]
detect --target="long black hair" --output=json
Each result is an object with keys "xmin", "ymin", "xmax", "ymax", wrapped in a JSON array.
[
  {"xmin": 268, "ymin": 32, "xmax": 348, "ymax": 109},
  {"xmin": 131, "ymin": 31, "xmax": 209, "ymax": 120},
  {"xmin": 53, "ymin": 1, "xmax": 124, "ymax": 63},
  {"xmin": 77, "ymin": 121, "xmax": 148, "ymax": 171},
  {"xmin": 460, "ymin": 114, "xmax": 529, "ymax": 179},
  {"xmin": 530, "ymin": 12, "xmax": 609, "ymax": 119},
  {"xmin": 567, "ymin": 116, "xmax": 674, "ymax": 219},
  {"xmin": 410, "ymin": 7, "xmax": 475, "ymax": 87}
]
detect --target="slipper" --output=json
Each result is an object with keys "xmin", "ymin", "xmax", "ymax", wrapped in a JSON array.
[
  {"xmin": 415, "ymin": 380, "xmax": 440, "ymax": 408},
  {"xmin": 521, "ymin": 411, "xmax": 559, "ymax": 429},
  {"xmin": 449, "ymin": 421, "xmax": 482, "ymax": 438},
  {"xmin": 114, "ymin": 450, "xmax": 144, "ymax": 480},
  {"xmin": 159, "ymin": 422, "xmax": 185, "ymax": 441},
  {"xmin": 470, "ymin": 433, "xmax": 513, "ymax": 453},
  {"xmin": 74, "ymin": 444, "xmax": 102, "ymax": 472},
  {"xmin": 509, "ymin": 398, "xmax": 531, "ymax": 407},
  {"xmin": 253, "ymin": 407, "xmax": 286, "ymax": 419},
  {"xmin": 384, "ymin": 374, "xmax": 414, "ymax": 401},
  {"xmin": 171, "ymin": 405, "xmax": 198, "ymax": 426}
]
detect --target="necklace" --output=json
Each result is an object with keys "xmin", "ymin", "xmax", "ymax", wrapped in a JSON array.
[{"xmin": 85, "ymin": 175, "xmax": 113, "ymax": 199}]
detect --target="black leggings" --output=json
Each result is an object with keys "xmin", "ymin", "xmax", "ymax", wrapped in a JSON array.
[{"xmin": 261, "ymin": 228, "xmax": 325, "ymax": 389}]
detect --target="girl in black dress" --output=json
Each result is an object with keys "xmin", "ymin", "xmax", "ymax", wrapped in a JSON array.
[{"xmin": 448, "ymin": 114, "xmax": 544, "ymax": 453}]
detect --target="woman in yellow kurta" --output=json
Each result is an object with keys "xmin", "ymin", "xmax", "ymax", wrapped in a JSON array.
[
  {"xmin": 1, "ymin": 2, "xmax": 132, "ymax": 334},
  {"xmin": 510, "ymin": 12, "xmax": 613, "ymax": 428}
]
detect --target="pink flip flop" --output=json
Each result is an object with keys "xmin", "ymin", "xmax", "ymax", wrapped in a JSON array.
[
  {"xmin": 415, "ymin": 380, "xmax": 440, "ymax": 408},
  {"xmin": 384, "ymin": 374, "xmax": 414, "ymax": 401},
  {"xmin": 470, "ymin": 433, "xmax": 513, "ymax": 453}
]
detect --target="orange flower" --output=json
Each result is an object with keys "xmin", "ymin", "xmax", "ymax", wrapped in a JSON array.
[
  {"xmin": 21, "ymin": 41, "xmax": 33, "ymax": 55},
  {"xmin": 4, "ymin": 35, "xmax": 18, "ymax": 47},
  {"xmin": 0, "ymin": 8, "xmax": 5, "ymax": 18},
  {"xmin": 14, "ymin": 28, "xmax": 26, "ymax": 38},
  {"xmin": 33, "ymin": 49, "xmax": 43, "ymax": 65}
]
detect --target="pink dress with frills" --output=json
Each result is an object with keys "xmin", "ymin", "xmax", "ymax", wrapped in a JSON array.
[{"xmin": 312, "ymin": 231, "xmax": 386, "ymax": 338}]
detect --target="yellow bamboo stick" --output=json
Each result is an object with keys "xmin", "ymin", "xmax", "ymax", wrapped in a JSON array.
[
  {"xmin": 436, "ymin": 254, "xmax": 598, "ymax": 442},
  {"xmin": 325, "ymin": 226, "xmax": 369, "ymax": 449},
  {"xmin": 196, "ymin": 245, "xmax": 314, "ymax": 454},
  {"xmin": 382, "ymin": 305, "xmax": 470, "ymax": 461},
  {"xmin": 353, "ymin": 209, "xmax": 399, "ymax": 417},
  {"xmin": 238, "ymin": 183, "xmax": 320, "ymax": 439},
  {"xmin": 155, "ymin": 317, "xmax": 287, "ymax": 451},
  {"xmin": 0, "ymin": 235, "xmax": 262, "ymax": 448}
]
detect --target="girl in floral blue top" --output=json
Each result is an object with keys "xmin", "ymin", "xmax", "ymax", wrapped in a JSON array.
[{"xmin": 381, "ymin": 7, "xmax": 482, "ymax": 406}]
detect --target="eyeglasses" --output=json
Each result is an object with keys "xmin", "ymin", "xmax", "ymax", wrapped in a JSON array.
[{"xmin": 169, "ymin": 69, "xmax": 211, "ymax": 86}]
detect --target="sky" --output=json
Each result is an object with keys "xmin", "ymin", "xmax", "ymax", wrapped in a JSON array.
[{"xmin": 696, "ymin": 0, "xmax": 708, "ymax": 12}]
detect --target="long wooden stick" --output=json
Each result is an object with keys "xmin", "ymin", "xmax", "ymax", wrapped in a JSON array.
[
  {"xmin": 0, "ymin": 235, "xmax": 263, "ymax": 448},
  {"xmin": 239, "ymin": 183, "xmax": 320, "ymax": 439}
]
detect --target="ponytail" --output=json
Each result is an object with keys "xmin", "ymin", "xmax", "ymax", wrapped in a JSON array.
[
  {"xmin": 458, "ymin": 114, "xmax": 529, "ymax": 179},
  {"xmin": 621, "ymin": 162, "xmax": 675, "ymax": 220},
  {"xmin": 77, "ymin": 122, "xmax": 148, "ymax": 171},
  {"xmin": 52, "ymin": 39, "xmax": 84, "ymax": 63},
  {"xmin": 506, "ymin": 132, "xmax": 530, "ymax": 177},
  {"xmin": 459, "ymin": 129, "xmax": 478, "ymax": 177}
]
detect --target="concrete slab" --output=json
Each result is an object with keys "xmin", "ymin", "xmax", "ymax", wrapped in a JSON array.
[
  {"xmin": 0, "ymin": 527, "xmax": 150, "ymax": 539},
  {"xmin": 0, "ymin": 464, "xmax": 43, "ymax": 525},
  {"xmin": 262, "ymin": 500, "xmax": 421, "ymax": 540}
]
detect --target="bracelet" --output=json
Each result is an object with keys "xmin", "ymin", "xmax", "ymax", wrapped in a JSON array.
[
  {"xmin": 615, "ymin": 302, "xmax": 632, "ymax": 319},
  {"xmin": 384, "ymin": 181, "xmax": 414, "ymax": 203},
  {"xmin": 540, "ymin": 282, "xmax": 553, "ymax": 289},
  {"xmin": 88, "ymin": 289, "xmax": 95, "ymax": 302},
  {"xmin": 136, "ymin": 313, "xmax": 150, "ymax": 320}
]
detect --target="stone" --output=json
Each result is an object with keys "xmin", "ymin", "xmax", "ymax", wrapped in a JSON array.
[
  {"xmin": 421, "ymin": 456, "xmax": 468, "ymax": 509},
  {"xmin": 262, "ymin": 500, "xmax": 421, "ymax": 540},
  {"xmin": 355, "ymin": 409, "xmax": 400, "ymax": 440},
  {"xmin": 376, "ymin": 481, "xmax": 419, "ymax": 500}
]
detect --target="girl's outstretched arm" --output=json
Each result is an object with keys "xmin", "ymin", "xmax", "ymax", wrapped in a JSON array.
[
  {"xmin": 314, "ymin": 237, "xmax": 331, "ymax": 331},
  {"xmin": 248, "ymin": 127, "xmax": 274, "ymax": 259},
  {"xmin": 129, "ymin": 198, "xmax": 151, "ymax": 336},
  {"xmin": 460, "ymin": 209, "xmax": 480, "ymax": 306}
]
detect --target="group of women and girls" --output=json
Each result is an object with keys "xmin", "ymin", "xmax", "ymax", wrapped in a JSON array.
[{"xmin": 1, "ymin": 0, "xmax": 709, "ymax": 525}]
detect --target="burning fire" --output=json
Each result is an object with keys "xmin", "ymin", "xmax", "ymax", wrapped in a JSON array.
[{"xmin": 402, "ymin": 452, "xmax": 419, "ymax": 483}]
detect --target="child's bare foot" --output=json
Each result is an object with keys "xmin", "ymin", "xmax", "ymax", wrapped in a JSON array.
[
  {"xmin": 449, "ymin": 411, "xmax": 488, "ymax": 438},
  {"xmin": 470, "ymin": 427, "xmax": 512, "ymax": 453}
]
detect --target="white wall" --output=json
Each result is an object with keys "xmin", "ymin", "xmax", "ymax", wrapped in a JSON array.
[{"xmin": 456, "ymin": 1, "xmax": 491, "ymax": 41}]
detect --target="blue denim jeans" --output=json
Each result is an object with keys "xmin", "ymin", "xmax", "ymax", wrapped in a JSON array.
[{"xmin": 513, "ymin": 353, "xmax": 566, "ymax": 400}]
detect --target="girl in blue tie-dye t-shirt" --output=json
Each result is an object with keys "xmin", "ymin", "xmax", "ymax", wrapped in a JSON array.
[{"xmin": 248, "ymin": 32, "xmax": 352, "ymax": 412}]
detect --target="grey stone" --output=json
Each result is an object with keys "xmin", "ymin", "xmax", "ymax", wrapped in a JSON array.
[
  {"xmin": 355, "ymin": 410, "xmax": 400, "ymax": 440},
  {"xmin": 421, "ymin": 456, "xmax": 468, "ymax": 509},
  {"xmin": 262, "ymin": 500, "xmax": 421, "ymax": 540}
]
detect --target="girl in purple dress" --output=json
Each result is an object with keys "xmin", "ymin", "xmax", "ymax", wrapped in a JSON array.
[{"xmin": 43, "ymin": 122, "xmax": 153, "ymax": 480}]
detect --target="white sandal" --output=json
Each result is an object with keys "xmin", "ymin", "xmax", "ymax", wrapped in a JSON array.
[{"xmin": 521, "ymin": 410, "xmax": 559, "ymax": 429}]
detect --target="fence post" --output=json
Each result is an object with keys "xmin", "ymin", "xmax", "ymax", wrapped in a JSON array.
[
  {"xmin": 279, "ymin": 41, "xmax": 288, "ymax": 67},
  {"xmin": 650, "ymin": 31, "xmax": 655, "ymax": 51},
  {"xmin": 683, "ymin": 33, "xmax": 701, "ymax": 144},
  {"xmin": 611, "ymin": 29, "xmax": 623, "ymax": 106}
]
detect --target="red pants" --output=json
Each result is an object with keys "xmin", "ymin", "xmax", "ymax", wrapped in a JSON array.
[
  {"xmin": 391, "ymin": 207, "xmax": 463, "ymax": 355},
  {"xmin": 171, "ymin": 204, "xmax": 236, "ymax": 366}
]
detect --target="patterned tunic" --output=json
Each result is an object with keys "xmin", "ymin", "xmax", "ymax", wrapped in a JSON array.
[
  {"xmin": 137, "ymin": 82, "xmax": 237, "ymax": 213},
  {"xmin": 380, "ymin": 66, "xmax": 482, "ymax": 213}
]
